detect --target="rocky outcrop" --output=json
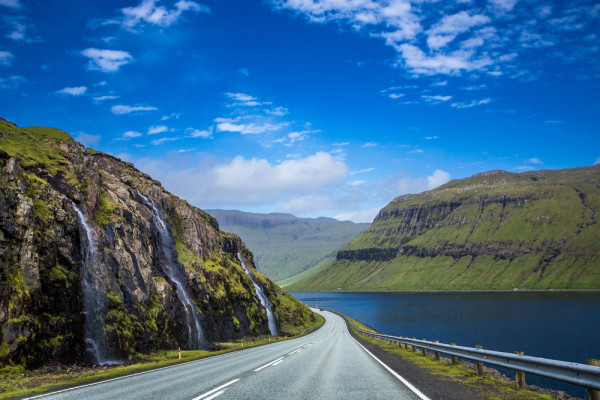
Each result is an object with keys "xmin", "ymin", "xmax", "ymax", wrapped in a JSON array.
[
  {"xmin": 0, "ymin": 119, "xmax": 314, "ymax": 368},
  {"xmin": 292, "ymin": 165, "xmax": 600, "ymax": 291}
]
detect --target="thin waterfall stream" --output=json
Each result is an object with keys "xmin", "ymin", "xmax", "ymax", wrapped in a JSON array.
[
  {"xmin": 137, "ymin": 191, "xmax": 204, "ymax": 349},
  {"xmin": 72, "ymin": 202, "xmax": 117, "ymax": 365},
  {"xmin": 237, "ymin": 253, "xmax": 278, "ymax": 336}
]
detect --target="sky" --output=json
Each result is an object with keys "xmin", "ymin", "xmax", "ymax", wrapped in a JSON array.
[{"xmin": 1, "ymin": 0, "xmax": 599, "ymax": 222}]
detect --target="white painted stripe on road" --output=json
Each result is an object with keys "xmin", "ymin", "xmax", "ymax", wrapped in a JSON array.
[
  {"xmin": 192, "ymin": 379, "xmax": 239, "ymax": 400},
  {"xmin": 201, "ymin": 390, "xmax": 224, "ymax": 400},
  {"xmin": 351, "ymin": 337, "xmax": 431, "ymax": 400},
  {"xmin": 253, "ymin": 356, "xmax": 284, "ymax": 372},
  {"xmin": 271, "ymin": 359, "xmax": 284, "ymax": 367},
  {"xmin": 288, "ymin": 348, "xmax": 303, "ymax": 355}
]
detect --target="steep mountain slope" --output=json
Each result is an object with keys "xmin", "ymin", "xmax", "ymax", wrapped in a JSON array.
[
  {"xmin": 0, "ymin": 118, "xmax": 314, "ymax": 368},
  {"xmin": 205, "ymin": 209, "xmax": 368, "ymax": 283},
  {"xmin": 290, "ymin": 167, "xmax": 600, "ymax": 290}
]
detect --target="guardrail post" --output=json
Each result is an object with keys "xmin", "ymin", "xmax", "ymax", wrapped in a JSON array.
[
  {"xmin": 514, "ymin": 351, "xmax": 526, "ymax": 388},
  {"xmin": 412, "ymin": 337, "xmax": 417, "ymax": 352},
  {"xmin": 475, "ymin": 345, "xmax": 484, "ymax": 376},
  {"xmin": 451, "ymin": 343, "xmax": 458, "ymax": 364},
  {"xmin": 588, "ymin": 359, "xmax": 600, "ymax": 400},
  {"xmin": 434, "ymin": 341, "xmax": 440, "ymax": 361},
  {"xmin": 421, "ymin": 339, "xmax": 427, "ymax": 357}
]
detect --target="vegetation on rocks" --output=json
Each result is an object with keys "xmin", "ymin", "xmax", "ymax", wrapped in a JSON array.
[
  {"xmin": 0, "ymin": 118, "xmax": 315, "ymax": 370},
  {"xmin": 291, "ymin": 167, "xmax": 600, "ymax": 290}
]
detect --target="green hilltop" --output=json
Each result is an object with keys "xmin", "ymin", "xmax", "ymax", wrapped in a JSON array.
[
  {"xmin": 206, "ymin": 209, "xmax": 369, "ymax": 285},
  {"xmin": 290, "ymin": 166, "xmax": 600, "ymax": 291}
]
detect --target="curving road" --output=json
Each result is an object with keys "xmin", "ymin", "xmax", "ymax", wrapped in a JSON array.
[{"xmin": 27, "ymin": 309, "xmax": 428, "ymax": 400}]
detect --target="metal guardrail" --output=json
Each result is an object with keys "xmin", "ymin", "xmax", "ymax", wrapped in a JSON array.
[{"xmin": 346, "ymin": 318, "xmax": 600, "ymax": 393}]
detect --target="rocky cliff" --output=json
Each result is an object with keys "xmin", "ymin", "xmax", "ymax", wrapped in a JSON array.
[
  {"xmin": 290, "ymin": 167, "xmax": 600, "ymax": 290},
  {"xmin": 0, "ymin": 118, "xmax": 314, "ymax": 368}
]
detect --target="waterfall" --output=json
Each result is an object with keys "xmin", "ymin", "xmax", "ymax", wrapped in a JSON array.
[
  {"xmin": 137, "ymin": 191, "xmax": 204, "ymax": 349},
  {"xmin": 237, "ymin": 253, "xmax": 278, "ymax": 336},
  {"xmin": 72, "ymin": 202, "xmax": 116, "ymax": 365}
]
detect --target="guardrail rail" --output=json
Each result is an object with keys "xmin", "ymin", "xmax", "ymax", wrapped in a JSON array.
[{"xmin": 345, "ymin": 317, "xmax": 600, "ymax": 399}]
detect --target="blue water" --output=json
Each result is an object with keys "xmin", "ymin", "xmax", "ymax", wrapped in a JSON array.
[{"xmin": 292, "ymin": 291, "xmax": 600, "ymax": 398}]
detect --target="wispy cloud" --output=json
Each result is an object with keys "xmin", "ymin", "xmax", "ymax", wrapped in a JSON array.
[
  {"xmin": 350, "ymin": 167, "xmax": 375, "ymax": 176},
  {"xmin": 422, "ymin": 94, "xmax": 452, "ymax": 102},
  {"xmin": 147, "ymin": 125, "xmax": 172, "ymax": 135},
  {"xmin": 82, "ymin": 48, "xmax": 133, "ymax": 72},
  {"xmin": 75, "ymin": 132, "xmax": 101, "ymax": 146},
  {"xmin": 451, "ymin": 98, "xmax": 491, "ymax": 108},
  {"xmin": 187, "ymin": 128, "xmax": 212, "ymax": 138},
  {"xmin": 526, "ymin": 157, "xmax": 543, "ymax": 164},
  {"xmin": 363, "ymin": 142, "xmax": 378, "ymax": 147},
  {"xmin": 55, "ymin": 86, "xmax": 87, "ymax": 96},
  {"xmin": 122, "ymin": 130, "xmax": 143, "ymax": 138},
  {"xmin": 111, "ymin": 104, "xmax": 157, "ymax": 115},
  {"xmin": 93, "ymin": 95, "xmax": 119, "ymax": 102},
  {"xmin": 0, "ymin": 75, "xmax": 26, "ymax": 89},
  {"xmin": 216, "ymin": 120, "xmax": 287, "ymax": 135},
  {"xmin": 0, "ymin": 0, "xmax": 20, "ymax": 9},
  {"xmin": 423, "ymin": 136, "xmax": 439, "ymax": 140},
  {"xmin": 151, "ymin": 137, "xmax": 179, "ymax": 145},
  {"xmin": 0, "ymin": 51, "xmax": 13, "ymax": 66}
]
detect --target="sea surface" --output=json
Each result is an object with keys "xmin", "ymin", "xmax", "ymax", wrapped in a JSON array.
[{"xmin": 291, "ymin": 291, "xmax": 600, "ymax": 398}]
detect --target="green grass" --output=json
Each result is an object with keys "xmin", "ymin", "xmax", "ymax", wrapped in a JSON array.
[
  {"xmin": 292, "ymin": 165, "xmax": 600, "ymax": 291},
  {"xmin": 344, "ymin": 316, "xmax": 555, "ymax": 400},
  {"xmin": 0, "ymin": 313, "xmax": 325, "ymax": 399}
]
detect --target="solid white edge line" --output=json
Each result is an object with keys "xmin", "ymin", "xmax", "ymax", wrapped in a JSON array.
[
  {"xmin": 192, "ymin": 379, "xmax": 239, "ymax": 400},
  {"xmin": 253, "ymin": 356, "xmax": 285, "ymax": 372},
  {"xmin": 202, "ymin": 390, "xmax": 225, "ymax": 400},
  {"xmin": 351, "ymin": 336, "xmax": 431, "ymax": 400}
]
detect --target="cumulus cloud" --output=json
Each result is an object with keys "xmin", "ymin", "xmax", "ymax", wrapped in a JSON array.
[
  {"xmin": 147, "ymin": 125, "xmax": 171, "ymax": 135},
  {"xmin": 123, "ymin": 130, "xmax": 143, "ymax": 138},
  {"xmin": 426, "ymin": 11, "xmax": 490, "ymax": 50},
  {"xmin": 334, "ymin": 206, "xmax": 382, "ymax": 223},
  {"xmin": 118, "ymin": 0, "xmax": 209, "ymax": 29},
  {"xmin": 55, "ymin": 86, "xmax": 87, "ymax": 96},
  {"xmin": 187, "ymin": 128, "xmax": 212, "ymax": 138},
  {"xmin": 137, "ymin": 151, "xmax": 349, "ymax": 207},
  {"xmin": 427, "ymin": 169, "xmax": 451, "ymax": 189},
  {"xmin": 595, "ymin": 157, "xmax": 600, "ymax": 166},
  {"xmin": 82, "ymin": 48, "xmax": 133, "ymax": 72},
  {"xmin": 400, "ymin": 44, "xmax": 492, "ymax": 75},
  {"xmin": 0, "ymin": 51, "xmax": 13, "ymax": 66},
  {"xmin": 111, "ymin": 104, "xmax": 158, "ymax": 114}
]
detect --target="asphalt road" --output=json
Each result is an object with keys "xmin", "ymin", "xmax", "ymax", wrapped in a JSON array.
[{"xmin": 28, "ymin": 309, "xmax": 428, "ymax": 400}]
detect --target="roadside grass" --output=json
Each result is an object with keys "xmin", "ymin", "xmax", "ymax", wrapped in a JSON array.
[
  {"xmin": 0, "ymin": 315, "xmax": 325, "ymax": 400},
  {"xmin": 345, "ymin": 318, "xmax": 561, "ymax": 400}
]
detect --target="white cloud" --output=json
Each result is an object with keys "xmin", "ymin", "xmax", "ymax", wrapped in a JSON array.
[
  {"xmin": 426, "ymin": 11, "xmax": 490, "ymax": 50},
  {"xmin": 389, "ymin": 93, "xmax": 404, "ymax": 99},
  {"xmin": 422, "ymin": 94, "xmax": 452, "ymax": 102},
  {"xmin": 216, "ymin": 119, "xmax": 287, "ymax": 135},
  {"xmin": 151, "ymin": 137, "xmax": 179, "ymax": 145},
  {"xmin": 238, "ymin": 67, "xmax": 249, "ymax": 76},
  {"xmin": 427, "ymin": 169, "xmax": 451, "ymax": 189},
  {"xmin": 187, "ymin": 128, "xmax": 212, "ymax": 138},
  {"xmin": 350, "ymin": 167, "xmax": 375, "ymax": 176},
  {"xmin": 400, "ymin": 44, "xmax": 492, "ymax": 76},
  {"xmin": 111, "ymin": 104, "xmax": 158, "ymax": 114},
  {"xmin": 489, "ymin": 0, "xmax": 518, "ymax": 12},
  {"xmin": 265, "ymin": 106, "xmax": 289, "ymax": 116},
  {"xmin": 451, "ymin": 98, "xmax": 491, "ymax": 108},
  {"xmin": 348, "ymin": 180, "xmax": 365, "ymax": 186},
  {"xmin": 225, "ymin": 92, "xmax": 267, "ymax": 107},
  {"xmin": 516, "ymin": 165, "xmax": 535, "ymax": 172},
  {"xmin": 123, "ymin": 130, "xmax": 143, "ymax": 138},
  {"xmin": 278, "ymin": 195, "xmax": 335, "ymax": 215},
  {"xmin": 0, "ymin": 75, "xmax": 26, "ymax": 89},
  {"xmin": 334, "ymin": 206, "xmax": 382, "ymax": 223},
  {"xmin": 409, "ymin": 149, "xmax": 424, "ymax": 154},
  {"xmin": 526, "ymin": 157, "xmax": 543, "ymax": 164},
  {"xmin": 544, "ymin": 120, "xmax": 563, "ymax": 124},
  {"xmin": 0, "ymin": 0, "xmax": 20, "ymax": 8},
  {"xmin": 75, "ymin": 132, "xmax": 101, "ymax": 146},
  {"xmin": 161, "ymin": 112, "xmax": 181, "ymax": 121},
  {"xmin": 148, "ymin": 125, "xmax": 170, "ymax": 135},
  {"xmin": 363, "ymin": 142, "xmax": 378, "ymax": 147},
  {"xmin": 119, "ymin": 0, "xmax": 209, "ymax": 29},
  {"xmin": 594, "ymin": 157, "xmax": 600, "ymax": 166},
  {"xmin": 423, "ymin": 136, "xmax": 439, "ymax": 140},
  {"xmin": 137, "ymin": 151, "xmax": 348, "ymax": 207},
  {"xmin": 0, "ymin": 51, "xmax": 13, "ymax": 66},
  {"xmin": 93, "ymin": 95, "xmax": 119, "ymax": 101},
  {"xmin": 55, "ymin": 86, "xmax": 87, "ymax": 96},
  {"xmin": 82, "ymin": 48, "xmax": 133, "ymax": 72}
]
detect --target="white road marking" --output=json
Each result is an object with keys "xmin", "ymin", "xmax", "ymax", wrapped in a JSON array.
[
  {"xmin": 351, "ymin": 336, "xmax": 431, "ymax": 400},
  {"xmin": 253, "ymin": 357, "xmax": 285, "ymax": 372},
  {"xmin": 288, "ymin": 348, "xmax": 303, "ymax": 355},
  {"xmin": 192, "ymin": 379, "xmax": 239, "ymax": 400},
  {"xmin": 202, "ymin": 390, "xmax": 224, "ymax": 400},
  {"xmin": 271, "ymin": 360, "xmax": 284, "ymax": 367}
]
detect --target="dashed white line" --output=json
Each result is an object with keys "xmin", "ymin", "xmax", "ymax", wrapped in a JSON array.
[
  {"xmin": 288, "ymin": 348, "xmax": 303, "ymax": 355},
  {"xmin": 253, "ymin": 357, "xmax": 285, "ymax": 372},
  {"xmin": 271, "ymin": 359, "xmax": 284, "ymax": 367},
  {"xmin": 192, "ymin": 379, "xmax": 240, "ymax": 400}
]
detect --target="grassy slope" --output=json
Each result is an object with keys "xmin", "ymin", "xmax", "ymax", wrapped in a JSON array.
[
  {"xmin": 206, "ymin": 209, "xmax": 368, "ymax": 283},
  {"xmin": 291, "ymin": 167, "xmax": 600, "ymax": 290}
]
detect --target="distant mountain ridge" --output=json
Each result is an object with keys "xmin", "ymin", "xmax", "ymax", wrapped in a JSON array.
[
  {"xmin": 290, "ymin": 165, "xmax": 600, "ymax": 290},
  {"xmin": 206, "ymin": 209, "xmax": 369, "ymax": 284}
]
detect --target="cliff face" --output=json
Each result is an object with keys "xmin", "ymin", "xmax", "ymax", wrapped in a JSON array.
[
  {"xmin": 0, "ymin": 119, "xmax": 314, "ymax": 368},
  {"xmin": 291, "ymin": 167, "xmax": 600, "ymax": 291}
]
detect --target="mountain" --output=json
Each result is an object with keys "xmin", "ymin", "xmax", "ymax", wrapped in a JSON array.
[
  {"xmin": 205, "ymin": 210, "xmax": 369, "ymax": 284},
  {"xmin": 0, "ymin": 118, "xmax": 315, "ymax": 368},
  {"xmin": 290, "ymin": 166, "xmax": 600, "ymax": 291}
]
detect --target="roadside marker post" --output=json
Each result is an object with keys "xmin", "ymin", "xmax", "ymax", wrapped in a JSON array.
[{"xmin": 178, "ymin": 346, "xmax": 181, "ymax": 359}]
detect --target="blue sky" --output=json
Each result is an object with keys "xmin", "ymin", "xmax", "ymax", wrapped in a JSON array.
[{"xmin": 1, "ymin": 0, "xmax": 599, "ymax": 222}]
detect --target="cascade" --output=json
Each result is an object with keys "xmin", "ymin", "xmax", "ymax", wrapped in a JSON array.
[
  {"xmin": 237, "ymin": 253, "xmax": 278, "ymax": 336},
  {"xmin": 137, "ymin": 191, "xmax": 204, "ymax": 348},
  {"xmin": 72, "ymin": 202, "xmax": 116, "ymax": 365}
]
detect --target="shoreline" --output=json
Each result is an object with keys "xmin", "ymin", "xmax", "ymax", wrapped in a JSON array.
[{"xmin": 289, "ymin": 288, "xmax": 600, "ymax": 293}]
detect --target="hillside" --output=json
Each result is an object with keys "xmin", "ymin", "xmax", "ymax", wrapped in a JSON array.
[
  {"xmin": 205, "ymin": 210, "xmax": 369, "ymax": 284},
  {"xmin": 290, "ymin": 166, "xmax": 600, "ymax": 290},
  {"xmin": 0, "ymin": 118, "xmax": 315, "ymax": 368}
]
